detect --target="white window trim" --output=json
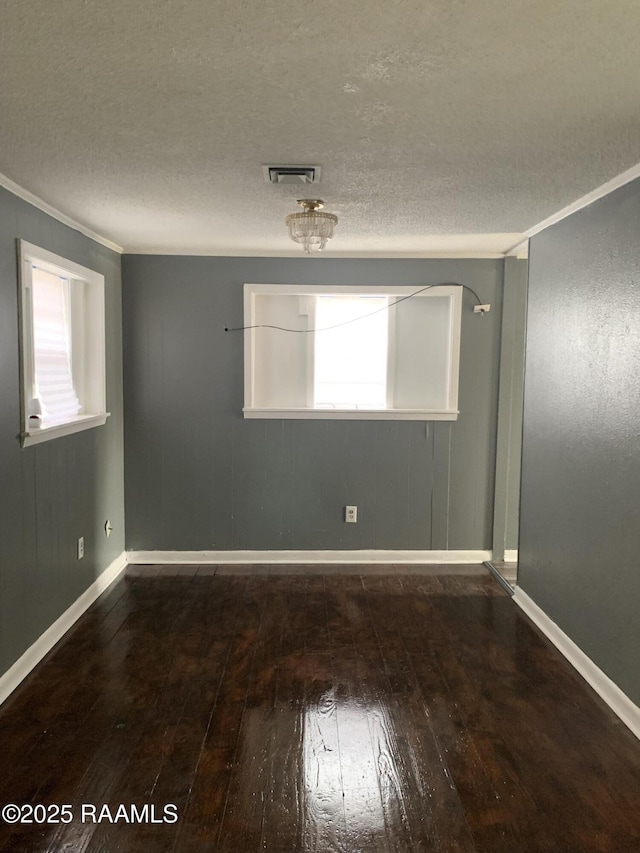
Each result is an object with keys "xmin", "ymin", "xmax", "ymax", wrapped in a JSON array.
[
  {"xmin": 243, "ymin": 283, "xmax": 462, "ymax": 421},
  {"xmin": 243, "ymin": 408, "xmax": 459, "ymax": 421},
  {"xmin": 18, "ymin": 241, "xmax": 109, "ymax": 447},
  {"xmin": 21, "ymin": 414, "xmax": 110, "ymax": 447}
]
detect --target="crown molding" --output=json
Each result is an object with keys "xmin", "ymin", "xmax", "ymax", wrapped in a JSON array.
[
  {"xmin": 505, "ymin": 239, "xmax": 529, "ymax": 259},
  {"xmin": 516, "ymin": 161, "xmax": 640, "ymax": 247},
  {"xmin": 123, "ymin": 248, "xmax": 508, "ymax": 259},
  {"xmin": 0, "ymin": 173, "xmax": 123, "ymax": 254}
]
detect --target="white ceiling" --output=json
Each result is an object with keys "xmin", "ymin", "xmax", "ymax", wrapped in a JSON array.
[{"xmin": 1, "ymin": 0, "xmax": 640, "ymax": 256}]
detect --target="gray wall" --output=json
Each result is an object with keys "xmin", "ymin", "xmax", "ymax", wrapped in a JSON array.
[
  {"xmin": 123, "ymin": 256, "xmax": 503, "ymax": 551},
  {"xmin": 0, "ymin": 187, "xmax": 124, "ymax": 679},
  {"xmin": 519, "ymin": 178, "xmax": 640, "ymax": 704},
  {"xmin": 492, "ymin": 257, "xmax": 527, "ymax": 558}
]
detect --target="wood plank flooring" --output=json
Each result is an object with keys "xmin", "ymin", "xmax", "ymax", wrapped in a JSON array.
[{"xmin": 1, "ymin": 565, "xmax": 640, "ymax": 852}]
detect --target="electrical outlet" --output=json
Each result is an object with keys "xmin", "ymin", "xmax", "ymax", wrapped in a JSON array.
[
  {"xmin": 345, "ymin": 505, "xmax": 358, "ymax": 523},
  {"xmin": 473, "ymin": 304, "xmax": 491, "ymax": 314},
  {"xmin": 77, "ymin": 536, "xmax": 84, "ymax": 560}
]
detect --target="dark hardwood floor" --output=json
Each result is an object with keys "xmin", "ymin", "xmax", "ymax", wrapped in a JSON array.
[{"xmin": 1, "ymin": 564, "xmax": 640, "ymax": 852}]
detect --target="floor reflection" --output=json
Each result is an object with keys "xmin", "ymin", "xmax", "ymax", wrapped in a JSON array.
[
  {"xmin": 233, "ymin": 690, "xmax": 397, "ymax": 849},
  {"xmin": 303, "ymin": 692, "xmax": 388, "ymax": 849}
]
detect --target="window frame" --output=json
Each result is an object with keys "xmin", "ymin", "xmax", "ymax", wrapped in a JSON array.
[
  {"xmin": 243, "ymin": 283, "xmax": 462, "ymax": 421},
  {"xmin": 17, "ymin": 240, "xmax": 109, "ymax": 447}
]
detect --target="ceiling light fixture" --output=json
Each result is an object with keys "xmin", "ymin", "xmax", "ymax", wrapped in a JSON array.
[{"xmin": 285, "ymin": 199, "xmax": 338, "ymax": 253}]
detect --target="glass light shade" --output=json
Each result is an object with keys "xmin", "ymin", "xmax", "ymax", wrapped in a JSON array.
[{"xmin": 285, "ymin": 202, "xmax": 338, "ymax": 253}]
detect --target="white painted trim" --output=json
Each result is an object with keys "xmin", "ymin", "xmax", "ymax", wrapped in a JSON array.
[
  {"xmin": 505, "ymin": 239, "xmax": 529, "ymax": 259},
  {"xmin": 243, "ymin": 283, "xmax": 464, "ymax": 296},
  {"xmin": 243, "ymin": 283, "xmax": 463, "ymax": 419},
  {"xmin": 506, "ymin": 160, "xmax": 640, "ymax": 253},
  {"xmin": 0, "ymin": 551, "xmax": 127, "ymax": 708},
  {"xmin": 0, "ymin": 173, "xmax": 122, "ymax": 253},
  {"xmin": 124, "ymin": 248, "xmax": 510, "ymax": 259},
  {"xmin": 127, "ymin": 549, "xmax": 492, "ymax": 565},
  {"xmin": 504, "ymin": 549, "xmax": 518, "ymax": 562},
  {"xmin": 22, "ymin": 413, "xmax": 110, "ymax": 447},
  {"xmin": 513, "ymin": 588, "xmax": 640, "ymax": 741},
  {"xmin": 243, "ymin": 407, "xmax": 458, "ymax": 421},
  {"xmin": 20, "ymin": 241, "xmax": 106, "ymax": 284},
  {"xmin": 18, "ymin": 239, "xmax": 109, "ymax": 447}
]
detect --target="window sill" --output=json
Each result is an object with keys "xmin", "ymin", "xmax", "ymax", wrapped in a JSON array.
[
  {"xmin": 243, "ymin": 408, "xmax": 458, "ymax": 421},
  {"xmin": 21, "ymin": 413, "xmax": 110, "ymax": 447}
]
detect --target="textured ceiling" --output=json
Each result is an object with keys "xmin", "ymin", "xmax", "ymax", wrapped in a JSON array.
[{"xmin": 1, "ymin": 0, "xmax": 640, "ymax": 255}]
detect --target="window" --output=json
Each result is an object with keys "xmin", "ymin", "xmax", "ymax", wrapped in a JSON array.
[
  {"xmin": 314, "ymin": 295, "xmax": 389, "ymax": 409},
  {"xmin": 18, "ymin": 241, "xmax": 108, "ymax": 447},
  {"xmin": 243, "ymin": 284, "xmax": 463, "ymax": 420}
]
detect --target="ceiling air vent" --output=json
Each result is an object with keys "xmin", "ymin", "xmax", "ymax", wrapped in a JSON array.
[{"xmin": 263, "ymin": 165, "xmax": 321, "ymax": 185}]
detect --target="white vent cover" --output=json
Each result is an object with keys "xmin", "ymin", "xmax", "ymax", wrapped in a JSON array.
[{"xmin": 263, "ymin": 165, "xmax": 321, "ymax": 184}]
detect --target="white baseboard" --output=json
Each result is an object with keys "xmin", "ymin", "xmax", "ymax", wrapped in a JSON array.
[
  {"xmin": 127, "ymin": 549, "xmax": 492, "ymax": 565},
  {"xmin": 0, "ymin": 551, "xmax": 127, "ymax": 708},
  {"xmin": 513, "ymin": 588, "xmax": 640, "ymax": 741},
  {"xmin": 503, "ymin": 549, "xmax": 518, "ymax": 562}
]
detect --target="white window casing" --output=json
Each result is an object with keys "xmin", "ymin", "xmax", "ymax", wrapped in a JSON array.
[
  {"xmin": 18, "ymin": 240, "xmax": 109, "ymax": 447},
  {"xmin": 243, "ymin": 283, "xmax": 463, "ymax": 421}
]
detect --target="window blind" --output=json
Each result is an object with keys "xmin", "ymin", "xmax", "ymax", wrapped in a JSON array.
[{"xmin": 31, "ymin": 267, "xmax": 80, "ymax": 424}]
